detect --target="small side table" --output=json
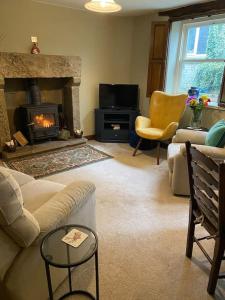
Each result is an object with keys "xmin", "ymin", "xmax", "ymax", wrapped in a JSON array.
[{"xmin": 40, "ymin": 225, "xmax": 99, "ymax": 300}]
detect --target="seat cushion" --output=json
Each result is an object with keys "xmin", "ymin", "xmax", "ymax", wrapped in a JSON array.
[
  {"xmin": 136, "ymin": 127, "xmax": 164, "ymax": 140},
  {"xmin": 205, "ymin": 119, "xmax": 225, "ymax": 147},
  {"xmin": 22, "ymin": 179, "xmax": 65, "ymax": 213}
]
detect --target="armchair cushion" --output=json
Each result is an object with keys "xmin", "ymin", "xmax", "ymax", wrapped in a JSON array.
[{"xmin": 205, "ymin": 119, "xmax": 225, "ymax": 147}]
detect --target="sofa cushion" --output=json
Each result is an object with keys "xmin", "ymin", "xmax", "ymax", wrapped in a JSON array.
[
  {"xmin": 205, "ymin": 119, "xmax": 225, "ymax": 147},
  {"xmin": 0, "ymin": 168, "xmax": 23, "ymax": 225},
  {"xmin": 0, "ymin": 169, "xmax": 40, "ymax": 247}
]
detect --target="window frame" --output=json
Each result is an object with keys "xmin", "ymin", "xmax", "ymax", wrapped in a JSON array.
[{"xmin": 174, "ymin": 17, "xmax": 225, "ymax": 101}]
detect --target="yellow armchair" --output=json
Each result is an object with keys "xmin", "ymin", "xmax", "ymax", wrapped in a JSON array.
[{"xmin": 133, "ymin": 91, "xmax": 187, "ymax": 164}]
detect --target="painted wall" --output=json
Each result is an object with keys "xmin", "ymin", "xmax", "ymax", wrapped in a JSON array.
[{"xmin": 0, "ymin": 0, "xmax": 134, "ymax": 135}]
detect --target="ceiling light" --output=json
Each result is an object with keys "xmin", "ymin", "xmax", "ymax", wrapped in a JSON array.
[{"xmin": 84, "ymin": 0, "xmax": 122, "ymax": 13}]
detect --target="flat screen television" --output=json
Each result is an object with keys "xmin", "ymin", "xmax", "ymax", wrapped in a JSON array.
[{"xmin": 99, "ymin": 84, "xmax": 139, "ymax": 110}]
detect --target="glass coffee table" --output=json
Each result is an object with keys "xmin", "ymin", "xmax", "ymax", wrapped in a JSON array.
[{"xmin": 40, "ymin": 225, "xmax": 99, "ymax": 300}]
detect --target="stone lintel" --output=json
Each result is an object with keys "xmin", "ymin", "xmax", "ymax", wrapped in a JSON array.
[
  {"xmin": 0, "ymin": 78, "xmax": 5, "ymax": 89},
  {"xmin": 0, "ymin": 52, "xmax": 81, "ymax": 79}
]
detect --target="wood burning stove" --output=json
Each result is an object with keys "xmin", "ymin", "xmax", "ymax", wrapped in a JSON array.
[
  {"xmin": 20, "ymin": 104, "xmax": 59, "ymax": 144},
  {"xmin": 19, "ymin": 79, "xmax": 59, "ymax": 144}
]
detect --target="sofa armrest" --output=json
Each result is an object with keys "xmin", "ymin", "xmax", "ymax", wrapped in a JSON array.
[
  {"xmin": 33, "ymin": 181, "xmax": 96, "ymax": 241},
  {"xmin": 180, "ymin": 144, "xmax": 225, "ymax": 161},
  {"xmin": 172, "ymin": 129, "xmax": 207, "ymax": 145}
]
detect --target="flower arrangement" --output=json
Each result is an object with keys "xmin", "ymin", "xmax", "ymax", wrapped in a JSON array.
[{"xmin": 186, "ymin": 95, "xmax": 211, "ymax": 128}]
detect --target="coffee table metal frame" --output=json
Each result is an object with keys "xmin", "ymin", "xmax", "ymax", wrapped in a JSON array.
[{"xmin": 40, "ymin": 224, "xmax": 99, "ymax": 300}]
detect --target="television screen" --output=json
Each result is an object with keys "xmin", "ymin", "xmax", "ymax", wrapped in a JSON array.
[{"xmin": 99, "ymin": 84, "xmax": 138, "ymax": 109}]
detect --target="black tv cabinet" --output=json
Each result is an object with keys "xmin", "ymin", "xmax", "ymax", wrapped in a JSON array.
[{"xmin": 95, "ymin": 108, "xmax": 139, "ymax": 142}]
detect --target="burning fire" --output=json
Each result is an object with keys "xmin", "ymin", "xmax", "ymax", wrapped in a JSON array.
[{"xmin": 34, "ymin": 114, "xmax": 55, "ymax": 128}]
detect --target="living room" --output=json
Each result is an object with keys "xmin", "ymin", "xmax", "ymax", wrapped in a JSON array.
[{"xmin": 1, "ymin": 0, "xmax": 225, "ymax": 299}]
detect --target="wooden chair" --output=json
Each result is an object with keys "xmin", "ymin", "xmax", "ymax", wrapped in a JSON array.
[{"xmin": 185, "ymin": 141, "xmax": 225, "ymax": 294}]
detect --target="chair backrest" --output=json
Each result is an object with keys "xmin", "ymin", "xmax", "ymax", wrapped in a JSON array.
[
  {"xmin": 149, "ymin": 91, "xmax": 187, "ymax": 129},
  {"xmin": 186, "ymin": 141, "xmax": 225, "ymax": 237}
]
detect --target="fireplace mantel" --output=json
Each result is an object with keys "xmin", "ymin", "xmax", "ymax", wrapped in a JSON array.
[
  {"xmin": 0, "ymin": 52, "xmax": 81, "ymax": 80},
  {"xmin": 0, "ymin": 52, "xmax": 82, "ymax": 147}
]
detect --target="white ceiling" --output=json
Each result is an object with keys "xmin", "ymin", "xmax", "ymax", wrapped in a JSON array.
[{"xmin": 33, "ymin": 0, "xmax": 210, "ymax": 16}]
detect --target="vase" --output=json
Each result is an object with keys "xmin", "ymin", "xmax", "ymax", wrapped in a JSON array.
[
  {"xmin": 191, "ymin": 109, "xmax": 202, "ymax": 129},
  {"xmin": 188, "ymin": 87, "xmax": 200, "ymax": 98}
]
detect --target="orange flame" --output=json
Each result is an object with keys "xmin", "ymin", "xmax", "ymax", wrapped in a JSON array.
[{"xmin": 34, "ymin": 114, "xmax": 55, "ymax": 128}]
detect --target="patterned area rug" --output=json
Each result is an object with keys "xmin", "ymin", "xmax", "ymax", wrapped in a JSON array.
[{"xmin": 4, "ymin": 144, "xmax": 112, "ymax": 178}]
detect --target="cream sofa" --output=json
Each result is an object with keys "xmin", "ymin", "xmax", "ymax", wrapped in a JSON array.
[
  {"xmin": 0, "ymin": 166, "xmax": 96, "ymax": 300},
  {"xmin": 167, "ymin": 129, "xmax": 225, "ymax": 195}
]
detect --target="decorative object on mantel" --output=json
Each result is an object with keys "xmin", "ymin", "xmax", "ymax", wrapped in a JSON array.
[
  {"xmin": 13, "ymin": 131, "xmax": 29, "ymax": 147},
  {"xmin": 74, "ymin": 128, "xmax": 83, "ymax": 138},
  {"xmin": 186, "ymin": 94, "xmax": 211, "ymax": 129},
  {"xmin": 4, "ymin": 140, "xmax": 17, "ymax": 153},
  {"xmin": 4, "ymin": 144, "xmax": 112, "ymax": 178},
  {"xmin": 84, "ymin": 0, "xmax": 122, "ymax": 13},
  {"xmin": 31, "ymin": 36, "xmax": 40, "ymax": 54}
]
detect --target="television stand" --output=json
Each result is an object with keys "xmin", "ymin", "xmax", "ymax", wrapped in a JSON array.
[{"xmin": 95, "ymin": 108, "xmax": 139, "ymax": 142}]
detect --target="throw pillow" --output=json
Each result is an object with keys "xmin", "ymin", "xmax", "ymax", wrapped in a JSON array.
[{"xmin": 205, "ymin": 119, "xmax": 225, "ymax": 148}]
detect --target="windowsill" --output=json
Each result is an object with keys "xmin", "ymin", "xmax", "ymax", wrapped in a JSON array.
[{"xmin": 204, "ymin": 103, "xmax": 225, "ymax": 111}]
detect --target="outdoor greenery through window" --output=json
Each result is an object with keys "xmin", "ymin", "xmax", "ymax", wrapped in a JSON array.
[{"xmin": 177, "ymin": 19, "xmax": 225, "ymax": 102}]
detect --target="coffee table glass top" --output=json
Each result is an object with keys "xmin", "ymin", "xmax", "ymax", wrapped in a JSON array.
[{"xmin": 41, "ymin": 225, "xmax": 97, "ymax": 268}]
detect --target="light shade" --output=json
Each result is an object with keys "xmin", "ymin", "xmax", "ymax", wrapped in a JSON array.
[{"xmin": 84, "ymin": 0, "xmax": 122, "ymax": 13}]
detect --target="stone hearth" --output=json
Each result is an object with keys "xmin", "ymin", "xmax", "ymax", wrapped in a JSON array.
[{"xmin": 0, "ymin": 52, "xmax": 81, "ymax": 147}]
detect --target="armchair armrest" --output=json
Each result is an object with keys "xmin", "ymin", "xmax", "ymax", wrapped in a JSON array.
[
  {"xmin": 162, "ymin": 122, "xmax": 178, "ymax": 140},
  {"xmin": 180, "ymin": 144, "xmax": 225, "ymax": 161},
  {"xmin": 172, "ymin": 129, "xmax": 207, "ymax": 145},
  {"xmin": 135, "ymin": 116, "xmax": 151, "ymax": 130}
]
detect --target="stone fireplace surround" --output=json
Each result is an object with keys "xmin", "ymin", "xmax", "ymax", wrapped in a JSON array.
[{"xmin": 0, "ymin": 52, "xmax": 81, "ymax": 147}]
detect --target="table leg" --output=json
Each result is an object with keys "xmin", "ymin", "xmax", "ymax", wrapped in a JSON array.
[
  {"xmin": 45, "ymin": 261, "xmax": 53, "ymax": 300},
  {"xmin": 95, "ymin": 250, "xmax": 99, "ymax": 300},
  {"xmin": 68, "ymin": 267, "xmax": 72, "ymax": 292}
]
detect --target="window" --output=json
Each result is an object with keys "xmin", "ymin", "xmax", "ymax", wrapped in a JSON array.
[{"xmin": 175, "ymin": 19, "xmax": 225, "ymax": 102}]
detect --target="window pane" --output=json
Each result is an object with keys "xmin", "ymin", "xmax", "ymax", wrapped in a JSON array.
[
  {"xmin": 186, "ymin": 27, "xmax": 196, "ymax": 55},
  {"xmin": 179, "ymin": 62, "xmax": 225, "ymax": 100},
  {"xmin": 185, "ymin": 23, "xmax": 225, "ymax": 59},
  {"xmin": 197, "ymin": 26, "xmax": 209, "ymax": 54}
]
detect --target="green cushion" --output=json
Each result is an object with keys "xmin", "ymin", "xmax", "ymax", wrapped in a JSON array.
[{"xmin": 205, "ymin": 119, "xmax": 225, "ymax": 147}]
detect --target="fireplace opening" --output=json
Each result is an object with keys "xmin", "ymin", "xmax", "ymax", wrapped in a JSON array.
[{"xmin": 4, "ymin": 77, "xmax": 77, "ymax": 145}]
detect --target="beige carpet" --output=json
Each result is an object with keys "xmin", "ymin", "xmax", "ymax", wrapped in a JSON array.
[{"xmin": 48, "ymin": 141, "xmax": 225, "ymax": 300}]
